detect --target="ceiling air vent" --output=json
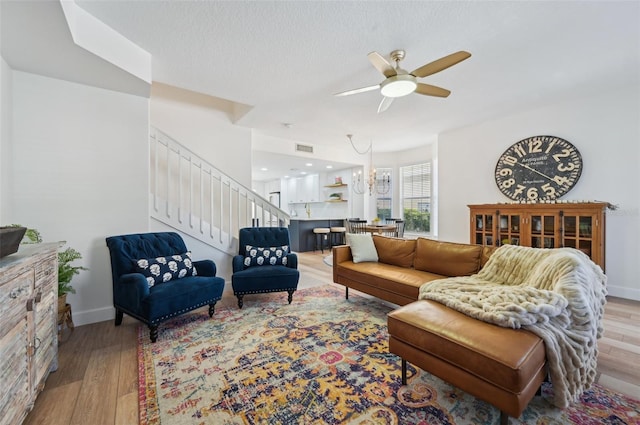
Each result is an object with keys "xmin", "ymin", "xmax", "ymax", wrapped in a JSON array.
[{"xmin": 295, "ymin": 143, "xmax": 314, "ymax": 154}]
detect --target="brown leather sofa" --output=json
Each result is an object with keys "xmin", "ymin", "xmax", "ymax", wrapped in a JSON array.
[
  {"xmin": 332, "ymin": 235, "xmax": 495, "ymax": 305},
  {"xmin": 332, "ymin": 235, "xmax": 546, "ymax": 424}
]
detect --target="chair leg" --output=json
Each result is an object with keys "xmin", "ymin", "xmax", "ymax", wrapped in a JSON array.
[
  {"xmin": 237, "ymin": 295, "xmax": 244, "ymax": 309},
  {"xmin": 345, "ymin": 287, "xmax": 349, "ymax": 299},
  {"xmin": 500, "ymin": 411, "xmax": 509, "ymax": 425},
  {"xmin": 149, "ymin": 324, "xmax": 158, "ymax": 343},
  {"xmin": 401, "ymin": 359, "xmax": 407, "ymax": 385},
  {"xmin": 115, "ymin": 309, "xmax": 123, "ymax": 326},
  {"xmin": 208, "ymin": 302, "xmax": 216, "ymax": 317},
  {"xmin": 287, "ymin": 289, "xmax": 295, "ymax": 304}
]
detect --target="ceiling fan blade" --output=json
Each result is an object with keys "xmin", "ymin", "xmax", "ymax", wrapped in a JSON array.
[
  {"xmin": 368, "ymin": 51, "xmax": 397, "ymax": 78},
  {"xmin": 377, "ymin": 96, "xmax": 394, "ymax": 113},
  {"xmin": 334, "ymin": 84, "xmax": 380, "ymax": 97},
  {"xmin": 410, "ymin": 51, "xmax": 471, "ymax": 78},
  {"xmin": 415, "ymin": 83, "xmax": 451, "ymax": 98}
]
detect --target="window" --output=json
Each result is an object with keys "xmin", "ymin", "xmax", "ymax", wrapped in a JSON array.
[
  {"xmin": 400, "ymin": 162, "xmax": 431, "ymax": 233},
  {"xmin": 374, "ymin": 167, "xmax": 392, "ymax": 220}
]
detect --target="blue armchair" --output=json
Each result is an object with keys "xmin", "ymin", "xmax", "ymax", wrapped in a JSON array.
[
  {"xmin": 106, "ymin": 232, "xmax": 225, "ymax": 342},
  {"xmin": 232, "ymin": 227, "xmax": 300, "ymax": 308}
]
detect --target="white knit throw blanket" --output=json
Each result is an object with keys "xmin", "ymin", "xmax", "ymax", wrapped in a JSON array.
[{"xmin": 418, "ymin": 244, "xmax": 607, "ymax": 408}]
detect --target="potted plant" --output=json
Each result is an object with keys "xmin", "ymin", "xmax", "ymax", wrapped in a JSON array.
[
  {"xmin": 57, "ymin": 246, "xmax": 87, "ymax": 311},
  {"xmin": 329, "ymin": 193, "xmax": 342, "ymax": 201},
  {"xmin": 12, "ymin": 224, "xmax": 87, "ymax": 309}
]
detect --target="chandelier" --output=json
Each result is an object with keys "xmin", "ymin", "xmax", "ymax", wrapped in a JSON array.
[{"xmin": 347, "ymin": 134, "xmax": 391, "ymax": 196}]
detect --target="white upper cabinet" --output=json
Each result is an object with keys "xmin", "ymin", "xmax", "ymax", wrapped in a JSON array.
[{"xmin": 286, "ymin": 174, "xmax": 320, "ymax": 203}]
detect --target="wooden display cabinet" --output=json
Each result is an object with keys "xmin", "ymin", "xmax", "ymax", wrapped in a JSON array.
[{"xmin": 469, "ymin": 202, "xmax": 607, "ymax": 270}]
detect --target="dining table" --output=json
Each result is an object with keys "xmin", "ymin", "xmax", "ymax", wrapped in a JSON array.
[{"xmin": 364, "ymin": 224, "xmax": 396, "ymax": 234}]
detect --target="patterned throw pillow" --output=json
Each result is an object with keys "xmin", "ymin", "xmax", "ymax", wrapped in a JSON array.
[
  {"xmin": 244, "ymin": 245, "xmax": 289, "ymax": 268},
  {"xmin": 134, "ymin": 252, "xmax": 197, "ymax": 288}
]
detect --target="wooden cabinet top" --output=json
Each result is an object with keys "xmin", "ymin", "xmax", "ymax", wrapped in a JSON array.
[{"xmin": 468, "ymin": 202, "xmax": 609, "ymax": 211}]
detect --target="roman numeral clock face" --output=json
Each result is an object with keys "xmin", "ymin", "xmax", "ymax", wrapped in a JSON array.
[{"xmin": 495, "ymin": 136, "xmax": 582, "ymax": 202}]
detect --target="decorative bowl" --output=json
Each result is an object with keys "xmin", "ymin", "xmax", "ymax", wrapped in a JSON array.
[{"xmin": 0, "ymin": 226, "xmax": 27, "ymax": 258}]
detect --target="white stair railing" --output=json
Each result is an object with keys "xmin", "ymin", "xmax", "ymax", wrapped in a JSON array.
[{"xmin": 149, "ymin": 127, "xmax": 290, "ymax": 254}]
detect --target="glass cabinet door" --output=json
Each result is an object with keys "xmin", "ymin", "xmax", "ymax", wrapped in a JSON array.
[
  {"xmin": 474, "ymin": 213, "xmax": 495, "ymax": 246},
  {"xmin": 530, "ymin": 214, "xmax": 557, "ymax": 249},
  {"xmin": 562, "ymin": 215, "xmax": 593, "ymax": 257},
  {"xmin": 498, "ymin": 214, "xmax": 521, "ymax": 246}
]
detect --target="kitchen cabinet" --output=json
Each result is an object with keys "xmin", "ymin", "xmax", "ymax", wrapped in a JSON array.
[
  {"xmin": 468, "ymin": 202, "xmax": 606, "ymax": 270},
  {"xmin": 0, "ymin": 243, "xmax": 58, "ymax": 425},
  {"xmin": 288, "ymin": 174, "xmax": 320, "ymax": 204}
]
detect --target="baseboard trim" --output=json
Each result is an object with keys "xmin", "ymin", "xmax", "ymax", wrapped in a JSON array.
[
  {"xmin": 607, "ymin": 284, "xmax": 640, "ymax": 302},
  {"xmin": 72, "ymin": 305, "xmax": 115, "ymax": 327}
]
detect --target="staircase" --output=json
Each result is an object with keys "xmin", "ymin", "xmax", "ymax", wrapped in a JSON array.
[{"xmin": 149, "ymin": 127, "xmax": 290, "ymax": 255}]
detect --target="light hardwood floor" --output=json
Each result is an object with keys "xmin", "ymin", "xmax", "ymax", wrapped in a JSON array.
[{"xmin": 24, "ymin": 251, "xmax": 640, "ymax": 424}]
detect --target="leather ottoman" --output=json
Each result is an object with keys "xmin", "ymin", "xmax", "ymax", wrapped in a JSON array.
[{"xmin": 388, "ymin": 300, "xmax": 547, "ymax": 424}]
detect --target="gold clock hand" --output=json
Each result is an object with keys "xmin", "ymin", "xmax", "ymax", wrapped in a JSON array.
[{"xmin": 517, "ymin": 162, "xmax": 554, "ymax": 181}]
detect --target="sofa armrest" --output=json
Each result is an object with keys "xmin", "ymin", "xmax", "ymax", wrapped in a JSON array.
[
  {"xmin": 333, "ymin": 245, "xmax": 353, "ymax": 264},
  {"xmin": 193, "ymin": 259, "xmax": 217, "ymax": 277},
  {"xmin": 332, "ymin": 245, "xmax": 352, "ymax": 284},
  {"xmin": 114, "ymin": 273, "xmax": 150, "ymax": 312}
]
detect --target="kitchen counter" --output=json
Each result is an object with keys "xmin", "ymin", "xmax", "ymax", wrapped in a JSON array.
[{"xmin": 289, "ymin": 218, "xmax": 345, "ymax": 252}]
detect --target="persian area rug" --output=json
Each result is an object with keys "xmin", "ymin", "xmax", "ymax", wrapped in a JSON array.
[{"xmin": 138, "ymin": 285, "xmax": 639, "ymax": 425}]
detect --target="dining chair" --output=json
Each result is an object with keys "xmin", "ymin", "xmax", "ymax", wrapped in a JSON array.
[
  {"xmin": 395, "ymin": 220, "xmax": 405, "ymax": 238},
  {"xmin": 346, "ymin": 219, "xmax": 367, "ymax": 234}
]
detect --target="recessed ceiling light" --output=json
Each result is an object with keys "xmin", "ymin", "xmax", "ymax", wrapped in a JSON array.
[
  {"xmin": 305, "ymin": 163, "xmax": 313, "ymax": 167},
  {"xmin": 260, "ymin": 167, "xmax": 268, "ymax": 171},
  {"xmin": 300, "ymin": 171, "xmax": 307, "ymax": 175},
  {"xmin": 326, "ymin": 165, "xmax": 333, "ymax": 169},
  {"xmin": 284, "ymin": 175, "xmax": 290, "ymax": 179}
]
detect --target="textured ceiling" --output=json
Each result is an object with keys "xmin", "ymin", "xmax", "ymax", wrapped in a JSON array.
[{"xmin": 3, "ymin": 1, "xmax": 639, "ymax": 181}]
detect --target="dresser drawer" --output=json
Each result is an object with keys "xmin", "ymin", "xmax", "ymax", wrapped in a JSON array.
[{"xmin": 0, "ymin": 271, "xmax": 34, "ymax": 340}]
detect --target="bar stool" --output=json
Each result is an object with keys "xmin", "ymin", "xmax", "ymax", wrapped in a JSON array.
[
  {"xmin": 330, "ymin": 226, "xmax": 346, "ymax": 246},
  {"xmin": 313, "ymin": 227, "xmax": 331, "ymax": 253}
]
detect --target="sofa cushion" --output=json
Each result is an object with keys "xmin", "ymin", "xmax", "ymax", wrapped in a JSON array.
[
  {"xmin": 243, "ymin": 245, "xmax": 289, "ymax": 268},
  {"xmin": 373, "ymin": 235, "xmax": 416, "ymax": 268},
  {"xmin": 134, "ymin": 252, "xmax": 197, "ymax": 288},
  {"xmin": 480, "ymin": 246, "xmax": 497, "ymax": 268},
  {"xmin": 414, "ymin": 238, "xmax": 482, "ymax": 276},
  {"xmin": 346, "ymin": 233, "xmax": 378, "ymax": 263},
  {"xmin": 337, "ymin": 260, "xmax": 444, "ymax": 300}
]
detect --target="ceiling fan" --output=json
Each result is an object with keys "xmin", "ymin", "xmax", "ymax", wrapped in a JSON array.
[{"xmin": 334, "ymin": 49, "xmax": 471, "ymax": 113}]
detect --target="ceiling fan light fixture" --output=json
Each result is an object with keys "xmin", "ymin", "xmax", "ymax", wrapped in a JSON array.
[{"xmin": 380, "ymin": 75, "xmax": 417, "ymax": 98}]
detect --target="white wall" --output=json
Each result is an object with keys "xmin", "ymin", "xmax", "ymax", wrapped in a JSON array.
[
  {"xmin": 11, "ymin": 71, "xmax": 150, "ymax": 325},
  {"xmin": 150, "ymin": 83, "xmax": 252, "ymax": 188},
  {"xmin": 0, "ymin": 57, "xmax": 13, "ymax": 223},
  {"xmin": 439, "ymin": 86, "xmax": 640, "ymax": 300}
]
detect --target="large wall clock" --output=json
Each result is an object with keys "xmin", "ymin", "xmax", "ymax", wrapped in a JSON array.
[{"xmin": 494, "ymin": 135, "xmax": 582, "ymax": 201}]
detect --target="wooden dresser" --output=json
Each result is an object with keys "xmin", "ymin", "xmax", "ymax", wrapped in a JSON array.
[{"xmin": 0, "ymin": 243, "xmax": 59, "ymax": 425}]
